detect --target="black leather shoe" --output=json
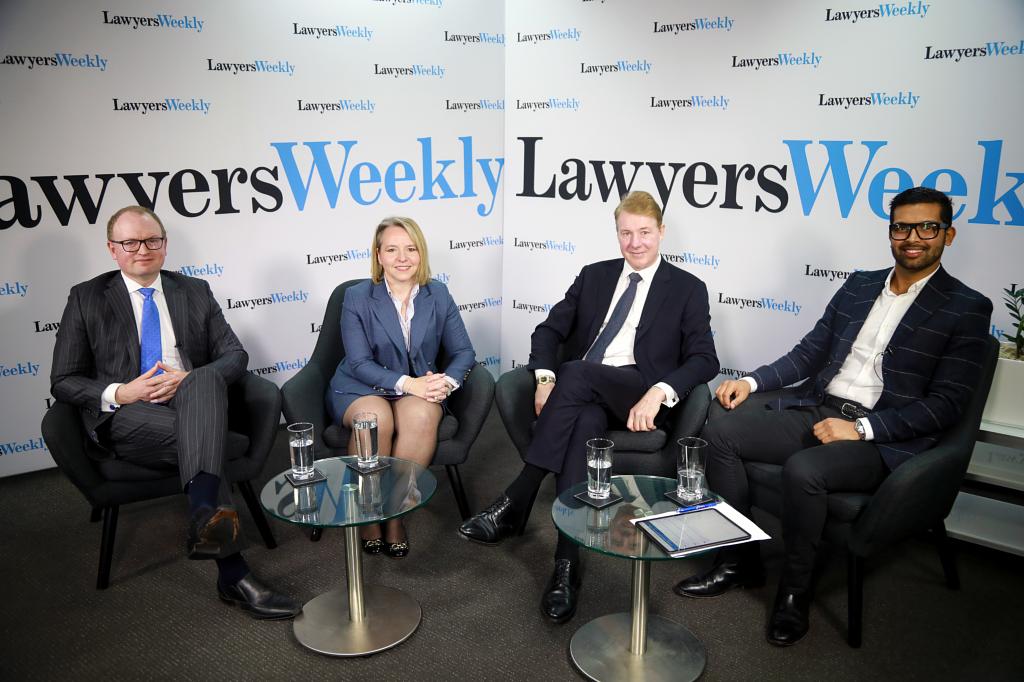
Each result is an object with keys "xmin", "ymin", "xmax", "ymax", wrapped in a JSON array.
[
  {"xmin": 458, "ymin": 494, "xmax": 520, "ymax": 545},
  {"xmin": 767, "ymin": 588, "xmax": 811, "ymax": 647},
  {"xmin": 361, "ymin": 538, "xmax": 384, "ymax": 555},
  {"xmin": 541, "ymin": 559, "xmax": 582, "ymax": 624},
  {"xmin": 217, "ymin": 574, "xmax": 302, "ymax": 620},
  {"xmin": 188, "ymin": 505, "xmax": 243, "ymax": 560},
  {"xmin": 673, "ymin": 561, "xmax": 765, "ymax": 599},
  {"xmin": 384, "ymin": 540, "xmax": 409, "ymax": 559}
]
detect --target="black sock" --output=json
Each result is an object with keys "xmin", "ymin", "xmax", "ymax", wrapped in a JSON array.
[
  {"xmin": 555, "ymin": 535, "xmax": 580, "ymax": 564},
  {"xmin": 187, "ymin": 471, "xmax": 220, "ymax": 512},
  {"xmin": 216, "ymin": 553, "xmax": 249, "ymax": 588},
  {"xmin": 504, "ymin": 463, "xmax": 548, "ymax": 509}
]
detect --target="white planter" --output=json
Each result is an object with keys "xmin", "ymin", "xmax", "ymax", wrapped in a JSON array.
[{"xmin": 982, "ymin": 354, "xmax": 1024, "ymax": 430}]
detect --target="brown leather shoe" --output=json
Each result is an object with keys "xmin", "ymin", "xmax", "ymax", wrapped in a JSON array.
[{"xmin": 188, "ymin": 505, "xmax": 243, "ymax": 560}]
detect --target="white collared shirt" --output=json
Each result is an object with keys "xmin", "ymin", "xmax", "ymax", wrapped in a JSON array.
[
  {"xmin": 536, "ymin": 257, "xmax": 679, "ymax": 407},
  {"xmin": 100, "ymin": 272, "xmax": 185, "ymax": 411},
  {"xmin": 385, "ymin": 280, "xmax": 459, "ymax": 395}
]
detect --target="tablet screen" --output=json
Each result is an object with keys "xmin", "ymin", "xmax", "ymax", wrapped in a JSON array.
[{"xmin": 638, "ymin": 508, "xmax": 750, "ymax": 554}]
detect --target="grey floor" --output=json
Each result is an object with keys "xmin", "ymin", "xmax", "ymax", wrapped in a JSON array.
[{"xmin": 2, "ymin": 406, "xmax": 1022, "ymax": 681}]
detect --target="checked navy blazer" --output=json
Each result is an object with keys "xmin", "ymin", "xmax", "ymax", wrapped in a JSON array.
[{"xmin": 747, "ymin": 266, "xmax": 992, "ymax": 470}]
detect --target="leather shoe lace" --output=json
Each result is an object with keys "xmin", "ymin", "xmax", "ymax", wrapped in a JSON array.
[
  {"xmin": 458, "ymin": 494, "xmax": 519, "ymax": 545},
  {"xmin": 767, "ymin": 588, "xmax": 811, "ymax": 647},
  {"xmin": 217, "ymin": 574, "xmax": 301, "ymax": 620},
  {"xmin": 673, "ymin": 560, "xmax": 765, "ymax": 599},
  {"xmin": 540, "ymin": 559, "xmax": 581, "ymax": 624}
]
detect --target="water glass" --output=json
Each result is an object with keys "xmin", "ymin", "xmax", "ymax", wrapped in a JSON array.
[
  {"xmin": 677, "ymin": 436, "xmax": 708, "ymax": 502},
  {"xmin": 586, "ymin": 438, "xmax": 615, "ymax": 499},
  {"xmin": 287, "ymin": 422, "xmax": 315, "ymax": 479},
  {"xmin": 352, "ymin": 412, "xmax": 379, "ymax": 468}
]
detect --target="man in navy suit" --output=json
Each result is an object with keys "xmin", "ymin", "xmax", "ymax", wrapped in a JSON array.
[
  {"xmin": 460, "ymin": 191, "xmax": 719, "ymax": 623},
  {"xmin": 675, "ymin": 187, "xmax": 993, "ymax": 646},
  {"xmin": 51, "ymin": 206, "xmax": 299, "ymax": 619}
]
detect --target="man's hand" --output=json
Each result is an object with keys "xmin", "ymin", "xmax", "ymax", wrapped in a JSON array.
[
  {"xmin": 715, "ymin": 379, "xmax": 751, "ymax": 409},
  {"xmin": 534, "ymin": 382, "xmax": 555, "ymax": 416},
  {"xmin": 406, "ymin": 371, "xmax": 450, "ymax": 403},
  {"xmin": 627, "ymin": 386, "xmax": 666, "ymax": 432},
  {"xmin": 813, "ymin": 418, "xmax": 860, "ymax": 444},
  {"xmin": 114, "ymin": 365, "xmax": 162, "ymax": 405},
  {"xmin": 147, "ymin": 362, "xmax": 190, "ymax": 402}
]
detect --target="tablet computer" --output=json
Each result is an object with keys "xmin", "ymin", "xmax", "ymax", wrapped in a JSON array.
[{"xmin": 637, "ymin": 507, "xmax": 751, "ymax": 556}]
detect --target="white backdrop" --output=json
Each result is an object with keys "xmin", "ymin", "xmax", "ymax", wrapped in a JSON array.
[{"xmin": 2, "ymin": 0, "xmax": 1021, "ymax": 478}]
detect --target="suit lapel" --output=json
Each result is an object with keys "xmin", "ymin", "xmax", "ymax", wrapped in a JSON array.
[
  {"xmin": 370, "ymin": 281, "xmax": 408, "ymax": 356},
  {"xmin": 636, "ymin": 259, "xmax": 670, "ymax": 341},
  {"xmin": 886, "ymin": 266, "xmax": 952, "ymax": 353},
  {"xmin": 162, "ymin": 274, "xmax": 192, "ymax": 370},
  {"xmin": 817, "ymin": 270, "xmax": 887, "ymax": 386},
  {"xmin": 584, "ymin": 261, "xmax": 621, "ymax": 348},
  {"xmin": 409, "ymin": 284, "xmax": 434, "ymax": 357},
  {"xmin": 104, "ymin": 275, "xmax": 140, "ymax": 375}
]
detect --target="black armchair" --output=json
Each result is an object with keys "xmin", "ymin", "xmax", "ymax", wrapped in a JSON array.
[
  {"xmin": 40, "ymin": 371, "xmax": 282, "ymax": 589},
  {"xmin": 280, "ymin": 279, "xmax": 495, "ymax": 521},
  {"xmin": 495, "ymin": 363, "xmax": 712, "ymax": 520},
  {"xmin": 743, "ymin": 335, "xmax": 1000, "ymax": 647}
]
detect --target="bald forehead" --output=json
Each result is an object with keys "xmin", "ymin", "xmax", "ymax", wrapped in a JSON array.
[{"xmin": 110, "ymin": 211, "xmax": 162, "ymax": 240}]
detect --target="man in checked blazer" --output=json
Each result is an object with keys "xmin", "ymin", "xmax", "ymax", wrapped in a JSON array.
[
  {"xmin": 50, "ymin": 206, "xmax": 298, "ymax": 620},
  {"xmin": 675, "ymin": 187, "xmax": 993, "ymax": 646}
]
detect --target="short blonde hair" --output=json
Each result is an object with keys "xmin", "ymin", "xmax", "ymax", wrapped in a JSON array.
[
  {"xmin": 107, "ymin": 205, "xmax": 166, "ymax": 240},
  {"xmin": 614, "ymin": 191, "xmax": 663, "ymax": 226},
  {"xmin": 370, "ymin": 216, "xmax": 432, "ymax": 286}
]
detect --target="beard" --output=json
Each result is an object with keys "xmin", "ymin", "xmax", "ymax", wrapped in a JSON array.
[{"xmin": 891, "ymin": 239, "xmax": 945, "ymax": 272}]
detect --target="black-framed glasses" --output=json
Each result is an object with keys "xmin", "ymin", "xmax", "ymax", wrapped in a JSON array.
[
  {"xmin": 109, "ymin": 237, "xmax": 166, "ymax": 252},
  {"xmin": 888, "ymin": 221, "xmax": 948, "ymax": 241}
]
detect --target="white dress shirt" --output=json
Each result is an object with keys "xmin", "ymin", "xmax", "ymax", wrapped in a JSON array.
[
  {"xmin": 101, "ymin": 272, "xmax": 185, "ymax": 411},
  {"xmin": 385, "ymin": 280, "xmax": 459, "ymax": 395},
  {"xmin": 536, "ymin": 257, "xmax": 679, "ymax": 407},
  {"xmin": 743, "ymin": 267, "xmax": 938, "ymax": 440}
]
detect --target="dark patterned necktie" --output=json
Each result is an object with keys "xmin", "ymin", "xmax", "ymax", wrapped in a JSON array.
[{"xmin": 584, "ymin": 272, "xmax": 642, "ymax": 363}]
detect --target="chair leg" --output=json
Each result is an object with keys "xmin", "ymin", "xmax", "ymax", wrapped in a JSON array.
[
  {"xmin": 311, "ymin": 528, "xmax": 323, "ymax": 542},
  {"xmin": 237, "ymin": 480, "xmax": 277, "ymax": 550},
  {"xmin": 89, "ymin": 507, "xmax": 102, "ymax": 523},
  {"xmin": 445, "ymin": 465, "xmax": 471, "ymax": 521},
  {"xmin": 847, "ymin": 553, "xmax": 863, "ymax": 648},
  {"xmin": 97, "ymin": 506, "xmax": 119, "ymax": 590},
  {"xmin": 933, "ymin": 522, "xmax": 960, "ymax": 590}
]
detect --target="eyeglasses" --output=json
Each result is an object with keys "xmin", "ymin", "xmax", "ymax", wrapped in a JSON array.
[
  {"xmin": 109, "ymin": 237, "xmax": 166, "ymax": 252},
  {"xmin": 888, "ymin": 222, "xmax": 948, "ymax": 241}
]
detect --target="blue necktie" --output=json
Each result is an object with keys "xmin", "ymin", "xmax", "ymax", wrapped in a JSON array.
[
  {"xmin": 585, "ymin": 272, "xmax": 643, "ymax": 363},
  {"xmin": 139, "ymin": 288, "xmax": 163, "ymax": 375}
]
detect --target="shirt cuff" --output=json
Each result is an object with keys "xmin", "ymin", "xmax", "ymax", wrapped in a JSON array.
[
  {"xmin": 395, "ymin": 375, "xmax": 410, "ymax": 394},
  {"xmin": 653, "ymin": 382, "xmax": 679, "ymax": 408},
  {"xmin": 857, "ymin": 417, "xmax": 875, "ymax": 441},
  {"xmin": 534, "ymin": 369, "xmax": 555, "ymax": 382},
  {"xmin": 444, "ymin": 375, "xmax": 460, "ymax": 392},
  {"xmin": 741, "ymin": 376, "xmax": 758, "ymax": 392},
  {"xmin": 101, "ymin": 383, "xmax": 122, "ymax": 412}
]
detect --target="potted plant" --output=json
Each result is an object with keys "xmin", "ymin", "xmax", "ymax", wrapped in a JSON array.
[{"xmin": 983, "ymin": 283, "xmax": 1024, "ymax": 430}]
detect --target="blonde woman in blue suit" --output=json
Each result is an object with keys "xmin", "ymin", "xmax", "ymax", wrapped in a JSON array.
[{"xmin": 327, "ymin": 217, "xmax": 476, "ymax": 558}]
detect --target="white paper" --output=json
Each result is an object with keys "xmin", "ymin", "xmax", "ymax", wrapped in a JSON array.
[{"xmin": 629, "ymin": 500, "xmax": 771, "ymax": 558}]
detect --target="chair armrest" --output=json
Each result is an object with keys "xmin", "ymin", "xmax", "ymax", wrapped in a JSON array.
[
  {"xmin": 664, "ymin": 384, "xmax": 712, "ymax": 449},
  {"xmin": 446, "ymin": 363, "xmax": 496, "ymax": 446},
  {"xmin": 281, "ymin": 360, "xmax": 332, "ymax": 443},
  {"xmin": 849, "ymin": 441, "xmax": 970, "ymax": 557},
  {"xmin": 41, "ymin": 402, "xmax": 105, "ymax": 505},
  {"xmin": 229, "ymin": 372, "xmax": 282, "ymax": 467},
  {"xmin": 494, "ymin": 367, "xmax": 537, "ymax": 461}
]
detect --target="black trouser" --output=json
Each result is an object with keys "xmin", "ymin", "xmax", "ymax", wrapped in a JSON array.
[
  {"xmin": 525, "ymin": 360, "xmax": 650, "ymax": 496},
  {"xmin": 702, "ymin": 390, "xmax": 889, "ymax": 594}
]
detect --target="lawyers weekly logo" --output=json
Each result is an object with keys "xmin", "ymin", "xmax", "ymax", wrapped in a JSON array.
[
  {"xmin": 650, "ymin": 96, "xmax": 728, "ymax": 110},
  {"xmin": 305, "ymin": 249, "xmax": 371, "ymax": 265},
  {"xmin": 297, "ymin": 98, "xmax": 376, "ymax": 114},
  {"xmin": 102, "ymin": 10, "xmax": 204, "ymax": 32},
  {"xmin": 717, "ymin": 292, "xmax": 801, "ymax": 316},
  {"xmin": 226, "ymin": 289, "xmax": 309, "ymax": 310},
  {"xmin": 824, "ymin": 2, "xmax": 930, "ymax": 23},
  {"xmin": 207, "ymin": 58, "xmax": 295, "ymax": 76},
  {"xmin": 251, "ymin": 356, "xmax": 310, "ymax": 377},
  {"xmin": 444, "ymin": 30, "xmax": 504, "ymax": 44},
  {"xmin": 516, "ymin": 27, "xmax": 582, "ymax": 43},
  {"xmin": 732, "ymin": 51, "xmax": 821, "ymax": 69},
  {"xmin": 292, "ymin": 22, "xmax": 373, "ymax": 41},
  {"xmin": 653, "ymin": 16, "xmax": 733, "ymax": 33},
  {"xmin": 817, "ymin": 91, "xmax": 919, "ymax": 109},
  {"xmin": 113, "ymin": 98, "xmax": 212, "ymax": 115},
  {"xmin": 0, "ymin": 281, "xmax": 29, "ymax": 297},
  {"xmin": 2, "ymin": 52, "xmax": 108, "ymax": 71}
]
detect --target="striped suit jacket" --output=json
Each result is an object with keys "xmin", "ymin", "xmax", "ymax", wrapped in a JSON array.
[
  {"xmin": 50, "ymin": 270, "xmax": 247, "ymax": 445},
  {"xmin": 748, "ymin": 266, "xmax": 992, "ymax": 470}
]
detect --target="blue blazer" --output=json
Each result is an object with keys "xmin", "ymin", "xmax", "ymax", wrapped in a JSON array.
[
  {"xmin": 328, "ymin": 279, "xmax": 476, "ymax": 421},
  {"xmin": 748, "ymin": 266, "xmax": 992, "ymax": 470},
  {"xmin": 527, "ymin": 258, "xmax": 719, "ymax": 400}
]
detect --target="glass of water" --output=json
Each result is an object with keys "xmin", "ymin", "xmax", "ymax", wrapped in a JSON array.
[
  {"xmin": 352, "ymin": 411, "xmax": 379, "ymax": 468},
  {"xmin": 287, "ymin": 422, "xmax": 315, "ymax": 480},
  {"xmin": 677, "ymin": 436, "xmax": 708, "ymax": 502},
  {"xmin": 586, "ymin": 438, "xmax": 614, "ymax": 499}
]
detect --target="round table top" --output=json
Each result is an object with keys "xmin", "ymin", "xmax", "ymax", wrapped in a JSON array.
[
  {"xmin": 260, "ymin": 456, "xmax": 436, "ymax": 529},
  {"xmin": 552, "ymin": 475, "xmax": 703, "ymax": 562}
]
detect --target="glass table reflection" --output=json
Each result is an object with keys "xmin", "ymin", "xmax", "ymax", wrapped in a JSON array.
[{"xmin": 260, "ymin": 456, "xmax": 436, "ymax": 657}]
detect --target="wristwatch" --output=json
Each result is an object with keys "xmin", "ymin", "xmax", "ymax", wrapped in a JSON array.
[
  {"xmin": 854, "ymin": 420, "xmax": 866, "ymax": 441},
  {"xmin": 536, "ymin": 374, "xmax": 556, "ymax": 386}
]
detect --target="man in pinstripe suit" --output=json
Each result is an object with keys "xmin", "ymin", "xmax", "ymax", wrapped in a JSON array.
[
  {"xmin": 51, "ymin": 206, "xmax": 299, "ymax": 620},
  {"xmin": 674, "ymin": 187, "xmax": 992, "ymax": 646}
]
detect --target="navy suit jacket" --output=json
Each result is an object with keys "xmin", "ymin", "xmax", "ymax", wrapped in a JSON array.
[
  {"xmin": 528, "ymin": 258, "xmax": 719, "ymax": 400},
  {"xmin": 329, "ymin": 280, "xmax": 476, "ymax": 414},
  {"xmin": 748, "ymin": 266, "xmax": 992, "ymax": 470},
  {"xmin": 50, "ymin": 270, "xmax": 247, "ymax": 443}
]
